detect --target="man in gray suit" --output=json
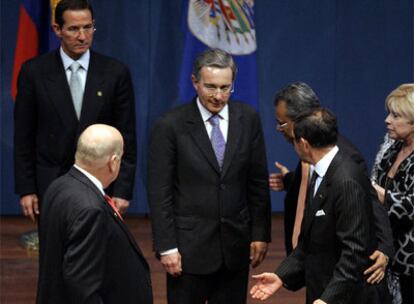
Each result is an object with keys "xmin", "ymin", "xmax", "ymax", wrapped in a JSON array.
[{"xmin": 148, "ymin": 48, "xmax": 271, "ymax": 303}]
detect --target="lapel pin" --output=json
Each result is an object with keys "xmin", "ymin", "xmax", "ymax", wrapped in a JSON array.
[{"xmin": 97, "ymin": 91, "xmax": 103, "ymax": 97}]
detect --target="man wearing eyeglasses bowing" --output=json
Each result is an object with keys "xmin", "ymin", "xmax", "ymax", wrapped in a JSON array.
[
  {"xmin": 148, "ymin": 48, "xmax": 271, "ymax": 303},
  {"xmin": 15, "ymin": 0, "xmax": 136, "ymax": 220}
]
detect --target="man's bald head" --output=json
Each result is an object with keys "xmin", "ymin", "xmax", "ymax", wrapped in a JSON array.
[{"xmin": 75, "ymin": 124, "xmax": 123, "ymax": 169}]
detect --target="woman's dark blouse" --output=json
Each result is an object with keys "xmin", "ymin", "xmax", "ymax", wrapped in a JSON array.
[{"xmin": 373, "ymin": 140, "xmax": 414, "ymax": 276}]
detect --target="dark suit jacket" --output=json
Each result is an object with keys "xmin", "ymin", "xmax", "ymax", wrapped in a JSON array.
[
  {"xmin": 37, "ymin": 167, "xmax": 152, "ymax": 304},
  {"xmin": 282, "ymin": 135, "xmax": 394, "ymax": 257},
  {"xmin": 276, "ymin": 151, "xmax": 379, "ymax": 303},
  {"xmin": 14, "ymin": 49, "xmax": 136, "ymax": 199},
  {"xmin": 147, "ymin": 100, "xmax": 271, "ymax": 274}
]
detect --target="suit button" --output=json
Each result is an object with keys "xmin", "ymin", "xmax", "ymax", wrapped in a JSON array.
[
  {"xmin": 220, "ymin": 184, "xmax": 226, "ymax": 190},
  {"xmin": 220, "ymin": 217, "xmax": 225, "ymax": 223}
]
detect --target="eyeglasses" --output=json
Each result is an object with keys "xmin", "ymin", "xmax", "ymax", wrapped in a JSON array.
[
  {"xmin": 202, "ymin": 83, "xmax": 234, "ymax": 97},
  {"xmin": 63, "ymin": 24, "xmax": 96, "ymax": 36},
  {"xmin": 276, "ymin": 121, "xmax": 288, "ymax": 129}
]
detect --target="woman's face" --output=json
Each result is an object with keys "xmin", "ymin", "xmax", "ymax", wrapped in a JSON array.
[{"xmin": 385, "ymin": 110, "xmax": 414, "ymax": 141}]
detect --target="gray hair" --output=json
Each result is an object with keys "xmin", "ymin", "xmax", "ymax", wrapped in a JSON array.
[
  {"xmin": 192, "ymin": 48, "xmax": 237, "ymax": 81},
  {"xmin": 274, "ymin": 82, "xmax": 320, "ymax": 120}
]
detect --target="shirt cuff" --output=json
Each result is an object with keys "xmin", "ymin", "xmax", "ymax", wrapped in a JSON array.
[{"xmin": 160, "ymin": 248, "xmax": 179, "ymax": 256}]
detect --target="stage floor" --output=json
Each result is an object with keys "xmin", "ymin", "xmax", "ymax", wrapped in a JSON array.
[{"xmin": 0, "ymin": 214, "xmax": 304, "ymax": 303}]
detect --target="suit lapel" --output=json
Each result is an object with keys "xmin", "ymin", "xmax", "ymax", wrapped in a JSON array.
[
  {"xmin": 69, "ymin": 167, "xmax": 148, "ymax": 263},
  {"xmin": 187, "ymin": 101, "xmax": 221, "ymax": 173},
  {"xmin": 221, "ymin": 103, "xmax": 242, "ymax": 177},
  {"xmin": 78, "ymin": 51, "xmax": 106, "ymax": 133},
  {"xmin": 302, "ymin": 151, "xmax": 344, "ymax": 235},
  {"xmin": 45, "ymin": 50, "xmax": 79, "ymax": 131}
]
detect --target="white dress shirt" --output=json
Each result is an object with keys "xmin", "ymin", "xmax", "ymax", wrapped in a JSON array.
[
  {"xmin": 196, "ymin": 97, "xmax": 229, "ymax": 141},
  {"xmin": 60, "ymin": 47, "xmax": 90, "ymax": 91},
  {"xmin": 73, "ymin": 164, "xmax": 104, "ymax": 196},
  {"xmin": 309, "ymin": 145, "xmax": 339, "ymax": 196}
]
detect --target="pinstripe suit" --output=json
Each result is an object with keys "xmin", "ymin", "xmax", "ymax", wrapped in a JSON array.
[{"xmin": 276, "ymin": 150, "xmax": 384, "ymax": 303}]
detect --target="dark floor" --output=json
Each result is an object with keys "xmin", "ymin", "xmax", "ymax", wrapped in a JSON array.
[{"xmin": 0, "ymin": 214, "xmax": 305, "ymax": 303}]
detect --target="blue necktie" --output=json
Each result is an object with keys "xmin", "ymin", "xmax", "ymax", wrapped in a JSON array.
[{"xmin": 209, "ymin": 115, "xmax": 226, "ymax": 169}]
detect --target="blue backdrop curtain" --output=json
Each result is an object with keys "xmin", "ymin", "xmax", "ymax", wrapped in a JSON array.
[{"xmin": 1, "ymin": 0, "xmax": 413, "ymax": 214}]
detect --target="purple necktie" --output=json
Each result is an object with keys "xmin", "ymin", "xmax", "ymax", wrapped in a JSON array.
[{"xmin": 209, "ymin": 115, "xmax": 226, "ymax": 169}]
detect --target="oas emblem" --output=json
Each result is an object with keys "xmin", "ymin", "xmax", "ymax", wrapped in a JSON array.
[{"xmin": 188, "ymin": 0, "xmax": 256, "ymax": 55}]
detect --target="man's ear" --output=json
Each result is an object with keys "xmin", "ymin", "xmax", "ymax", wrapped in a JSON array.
[
  {"xmin": 108, "ymin": 155, "xmax": 118, "ymax": 173},
  {"xmin": 300, "ymin": 137, "xmax": 312, "ymax": 153},
  {"xmin": 52, "ymin": 23, "xmax": 62, "ymax": 39},
  {"xmin": 191, "ymin": 74, "xmax": 198, "ymax": 91}
]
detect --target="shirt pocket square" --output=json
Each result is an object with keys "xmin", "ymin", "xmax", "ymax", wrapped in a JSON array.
[{"xmin": 315, "ymin": 209, "xmax": 325, "ymax": 216}]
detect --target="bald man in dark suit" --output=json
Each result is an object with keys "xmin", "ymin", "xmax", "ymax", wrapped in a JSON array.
[{"xmin": 37, "ymin": 124, "xmax": 152, "ymax": 304}]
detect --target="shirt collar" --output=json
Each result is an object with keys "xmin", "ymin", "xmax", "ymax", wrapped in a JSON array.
[
  {"xmin": 312, "ymin": 145, "xmax": 339, "ymax": 178},
  {"xmin": 60, "ymin": 47, "xmax": 90, "ymax": 71},
  {"xmin": 73, "ymin": 164, "xmax": 104, "ymax": 195},
  {"xmin": 196, "ymin": 97, "xmax": 229, "ymax": 122}
]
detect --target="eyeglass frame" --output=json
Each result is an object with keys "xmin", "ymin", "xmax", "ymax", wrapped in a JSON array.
[
  {"xmin": 61, "ymin": 23, "xmax": 96, "ymax": 36},
  {"xmin": 201, "ymin": 83, "xmax": 235, "ymax": 97},
  {"xmin": 276, "ymin": 120, "xmax": 289, "ymax": 129}
]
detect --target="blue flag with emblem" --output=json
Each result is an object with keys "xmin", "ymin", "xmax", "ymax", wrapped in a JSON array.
[{"xmin": 178, "ymin": 0, "xmax": 258, "ymax": 108}]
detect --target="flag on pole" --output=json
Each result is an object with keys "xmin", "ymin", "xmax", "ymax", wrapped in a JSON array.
[
  {"xmin": 178, "ymin": 0, "xmax": 258, "ymax": 108},
  {"xmin": 11, "ymin": 0, "xmax": 60, "ymax": 100}
]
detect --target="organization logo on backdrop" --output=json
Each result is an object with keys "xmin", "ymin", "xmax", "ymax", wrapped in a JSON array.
[{"xmin": 188, "ymin": 0, "xmax": 256, "ymax": 55}]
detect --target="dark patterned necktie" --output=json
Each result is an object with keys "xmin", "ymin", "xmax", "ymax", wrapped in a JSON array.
[
  {"xmin": 308, "ymin": 171, "xmax": 319, "ymax": 204},
  {"xmin": 209, "ymin": 115, "xmax": 226, "ymax": 169}
]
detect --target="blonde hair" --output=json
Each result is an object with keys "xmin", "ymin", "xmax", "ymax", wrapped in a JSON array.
[{"xmin": 386, "ymin": 83, "xmax": 414, "ymax": 122}]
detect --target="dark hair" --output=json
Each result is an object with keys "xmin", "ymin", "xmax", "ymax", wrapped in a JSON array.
[
  {"xmin": 294, "ymin": 107, "xmax": 337, "ymax": 148},
  {"xmin": 274, "ymin": 82, "xmax": 320, "ymax": 120},
  {"xmin": 55, "ymin": 0, "xmax": 94, "ymax": 27},
  {"xmin": 192, "ymin": 48, "xmax": 237, "ymax": 81}
]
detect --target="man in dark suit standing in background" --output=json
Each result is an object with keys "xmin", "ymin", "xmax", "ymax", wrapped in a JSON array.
[
  {"xmin": 251, "ymin": 108, "xmax": 379, "ymax": 303},
  {"xmin": 269, "ymin": 82, "xmax": 394, "ymax": 285},
  {"xmin": 37, "ymin": 124, "xmax": 152, "ymax": 304},
  {"xmin": 14, "ymin": 0, "xmax": 136, "ymax": 220},
  {"xmin": 147, "ymin": 48, "xmax": 271, "ymax": 303}
]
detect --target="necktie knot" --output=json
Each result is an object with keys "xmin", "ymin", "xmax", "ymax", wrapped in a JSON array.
[
  {"xmin": 209, "ymin": 114, "xmax": 220, "ymax": 126},
  {"xmin": 69, "ymin": 61, "xmax": 81, "ymax": 73}
]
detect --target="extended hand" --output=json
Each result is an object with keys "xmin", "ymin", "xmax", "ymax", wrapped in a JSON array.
[
  {"xmin": 250, "ymin": 272, "xmax": 283, "ymax": 301},
  {"xmin": 364, "ymin": 250, "xmax": 388, "ymax": 284},
  {"xmin": 269, "ymin": 162, "xmax": 289, "ymax": 191},
  {"xmin": 20, "ymin": 194, "xmax": 39, "ymax": 222},
  {"xmin": 250, "ymin": 241, "xmax": 268, "ymax": 268},
  {"xmin": 160, "ymin": 251, "xmax": 182, "ymax": 277},
  {"xmin": 112, "ymin": 197, "xmax": 130, "ymax": 214}
]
